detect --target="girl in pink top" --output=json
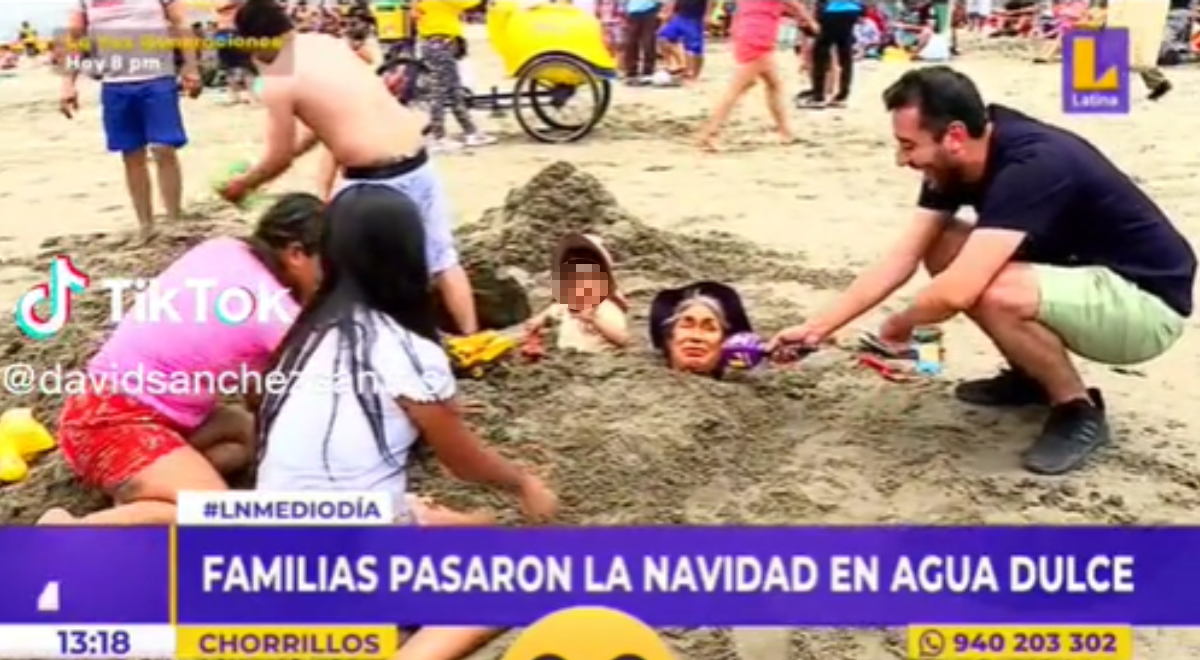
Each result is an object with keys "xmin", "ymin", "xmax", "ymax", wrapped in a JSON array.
[
  {"xmin": 698, "ymin": 0, "xmax": 814, "ymax": 151},
  {"xmin": 39, "ymin": 194, "xmax": 324, "ymax": 526}
]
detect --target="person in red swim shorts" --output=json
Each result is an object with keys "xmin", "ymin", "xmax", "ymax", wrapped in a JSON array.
[
  {"xmin": 39, "ymin": 194, "xmax": 324, "ymax": 525},
  {"xmin": 697, "ymin": 0, "xmax": 814, "ymax": 151}
]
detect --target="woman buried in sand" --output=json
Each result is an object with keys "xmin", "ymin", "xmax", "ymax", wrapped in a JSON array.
[
  {"xmin": 650, "ymin": 281, "xmax": 755, "ymax": 375},
  {"xmin": 697, "ymin": 0, "xmax": 814, "ymax": 151},
  {"xmin": 255, "ymin": 185, "xmax": 556, "ymax": 660},
  {"xmin": 39, "ymin": 194, "xmax": 326, "ymax": 525},
  {"xmin": 525, "ymin": 233, "xmax": 631, "ymax": 351}
]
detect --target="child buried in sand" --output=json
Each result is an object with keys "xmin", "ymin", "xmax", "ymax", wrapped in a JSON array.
[
  {"xmin": 525, "ymin": 233, "xmax": 630, "ymax": 351},
  {"xmin": 39, "ymin": 194, "xmax": 326, "ymax": 525},
  {"xmin": 256, "ymin": 185, "xmax": 556, "ymax": 660}
]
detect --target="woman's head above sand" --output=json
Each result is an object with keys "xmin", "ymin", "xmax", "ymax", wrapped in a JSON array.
[{"xmin": 651, "ymin": 281, "xmax": 753, "ymax": 375}]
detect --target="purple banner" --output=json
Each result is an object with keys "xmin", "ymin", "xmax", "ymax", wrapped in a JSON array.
[
  {"xmin": 0, "ymin": 527, "xmax": 170, "ymax": 623},
  {"xmin": 177, "ymin": 527, "xmax": 1195, "ymax": 626}
]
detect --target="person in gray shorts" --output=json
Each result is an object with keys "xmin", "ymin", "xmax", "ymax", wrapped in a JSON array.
[{"xmin": 334, "ymin": 152, "xmax": 463, "ymax": 308}]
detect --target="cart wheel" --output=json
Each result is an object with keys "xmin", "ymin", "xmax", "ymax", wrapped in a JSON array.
[{"xmin": 513, "ymin": 55, "xmax": 607, "ymax": 143}]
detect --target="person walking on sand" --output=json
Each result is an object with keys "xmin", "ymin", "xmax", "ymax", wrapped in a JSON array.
[
  {"xmin": 60, "ymin": 0, "xmax": 202, "ymax": 241},
  {"xmin": 697, "ymin": 0, "xmax": 814, "ymax": 150},
  {"xmin": 623, "ymin": 0, "xmax": 663, "ymax": 84},
  {"xmin": 1106, "ymin": 0, "xmax": 1173, "ymax": 100},
  {"xmin": 798, "ymin": 0, "xmax": 863, "ymax": 109}
]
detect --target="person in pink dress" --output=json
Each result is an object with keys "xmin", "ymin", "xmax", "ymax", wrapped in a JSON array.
[{"xmin": 698, "ymin": 0, "xmax": 814, "ymax": 151}]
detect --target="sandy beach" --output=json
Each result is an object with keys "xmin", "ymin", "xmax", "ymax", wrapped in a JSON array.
[{"xmin": 1, "ymin": 32, "xmax": 1199, "ymax": 659}]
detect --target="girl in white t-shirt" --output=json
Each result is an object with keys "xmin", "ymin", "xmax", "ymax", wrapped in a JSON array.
[{"xmin": 255, "ymin": 185, "xmax": 556, "ymax": 660}]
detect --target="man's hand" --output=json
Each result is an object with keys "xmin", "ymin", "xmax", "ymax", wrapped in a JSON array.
[
  {"xmin": 768, "ymin": 319, "xmax": 832, "ymax": 352},
  {"xmin": 878, "ymin": 312, "xmax": 915, "ymax": 349},
  {"xmin": 180, "ymin": 67, "xmax": 203, "ymax": 98},
  {"xmin": 59, "ymin": 79, "xmax": 79, "ymax": 118},
  {"xmin": 218, "ymin": 175, "xmax": 252, "ymax": 205}
]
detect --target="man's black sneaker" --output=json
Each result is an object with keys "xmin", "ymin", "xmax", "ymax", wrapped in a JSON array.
[
  {"xmin": 1149, "ymin": 80, "xmax": 1172, "ymax": 101},
  {"xmin": 1021, "ymin": 390, "xmax": 1109, "ymax": 475},
  {"xmin": 954, "ymin": 369, "xmax": 1049, "ymax": 407}
]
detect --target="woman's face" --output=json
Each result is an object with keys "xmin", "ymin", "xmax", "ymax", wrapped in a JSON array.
[
  {"xmin": 279, "ymin": 243, "xmax": 322, "ymax": 303},
  {"xmin": 666, "ymin": 303, "xmax": 725, "ymax": 374}
]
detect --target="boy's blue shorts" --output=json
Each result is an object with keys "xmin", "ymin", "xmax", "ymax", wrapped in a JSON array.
[
  {"xmin": 101, "ymin": 77, "xmax": 188, "ymax": 154},
  {"xmin": 659, "ymin": 16, "xmax": 705, "ymax": 55}
]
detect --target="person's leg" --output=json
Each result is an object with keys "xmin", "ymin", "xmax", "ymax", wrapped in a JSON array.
[
  {"xmin": 141, "ymin": 77, "xmax": 188, "ymax": 223},
  {"xmin": 697, "ymin": 60, "xmax": 760, "ymax": 150},
  {"xmin": 392, "ymin": 162, "xmax": 479, "ymax": 334},
  {"xmin": 623, "ymin": 13, "xmax": 644, "ymax": 78},
  {"xmin": 391, "ymin": 496, "xmax": 498, "ymax": 660},
  {"xmin": 827, "ymin": 47, "xmax": 840, "ymax": 99},
  {"xmin": 423, "ymin": 39, "xmax": 456, "ymax": 145},
  {"xmin": 640, "ymin": 13, "xmax": 661, "ymax": 76},
  {"xmin": 102, "ymin": 82, "xmax": 155, "ymax": 239},
  {"xmin": 808, "ymin": 14, "xmax": 836, "ymax": 104},
  {"xmin": 757, "ymin": 56, "xmax": 792, "ymax": 142},
  {"xmin": 1109, "ymin": 0, "xmax": 1172, "ymax": 98},
  {"xmin": 686, "ymin": 18, "xmax": 706, "ymax": 78},
  {"xmin": 40, "ymin": 391, "xmax": 228, "ymax": 525},
  {"xmin": 832, "ymin": 14, "xmax": 857, "ymax": 102},
  {"xmin": 186, "ymin": 405, "xmax": 255, "ymax": 477},
  {"xmin": 922, "ymin": 220, "xmax": 1054, "ymax": 406}
]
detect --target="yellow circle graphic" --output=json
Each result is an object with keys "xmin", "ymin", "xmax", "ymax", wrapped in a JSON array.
[{"xmin": 500, "ymin": 606, "xmax": 675, "ymax": 660}]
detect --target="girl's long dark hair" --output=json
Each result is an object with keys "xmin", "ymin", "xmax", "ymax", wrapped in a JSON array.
[{"xmin": 257, "ymin": 185, "xmax": 440, "ymax": 474}]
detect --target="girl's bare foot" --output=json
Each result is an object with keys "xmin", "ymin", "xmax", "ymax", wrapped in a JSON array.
[
  {"xmin": 38, "ymin": 508, "xmax": 77, "ymax": 525},
  {"xmin": 698, "ymin": 134, "xmax": 720, "ymax": 152},
  {"xmin": 778, "ymin": 131, "xmax": 797, "ymax": 144}
]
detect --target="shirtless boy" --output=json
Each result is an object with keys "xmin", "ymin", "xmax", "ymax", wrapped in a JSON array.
[{"xmin": 218, "ymin": 0, "xmax": 478, "ymax": 335}]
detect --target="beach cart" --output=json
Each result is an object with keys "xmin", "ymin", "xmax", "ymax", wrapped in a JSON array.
[{"xmin": 382, "ymin": 0, "xmax": 616, "ymax": 143}]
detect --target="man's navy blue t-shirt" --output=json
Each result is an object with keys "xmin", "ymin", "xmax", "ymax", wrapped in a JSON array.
[{"xmin": 918, "ymin": 105, "xmax": 1196, "ymax": 317}]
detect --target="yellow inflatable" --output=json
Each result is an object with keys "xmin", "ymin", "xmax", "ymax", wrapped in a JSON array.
[
  {"xmin": 0, "ymin": 408, "xmax": 57, "ymax": 484},
  {"xmin": 487, "ymin": 0, "xmax": 616, "ymax": 83}
]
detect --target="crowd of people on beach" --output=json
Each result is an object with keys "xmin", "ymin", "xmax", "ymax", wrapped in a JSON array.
[{"xmin": 19, "ymin": 0, "xmax": 1200, "ymax": 655}]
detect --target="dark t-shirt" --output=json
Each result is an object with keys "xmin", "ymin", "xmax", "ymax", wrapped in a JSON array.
[
  {"xmin": 918, "ymin": 105, "xmax": 1196, "ymax": 317},
  {"xmin": 675, "ymin": 0, "xmax": 709, "ymax": 19}
]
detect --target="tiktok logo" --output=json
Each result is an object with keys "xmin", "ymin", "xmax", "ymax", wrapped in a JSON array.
[{"xmin": 14, "ymin": 256, "xmax": 91, "ymax": 341}]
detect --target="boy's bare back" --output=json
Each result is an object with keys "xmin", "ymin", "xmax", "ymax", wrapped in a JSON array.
[{"xmin": 261, "ymin": 33, "xmax": 426, "ymax": 167}]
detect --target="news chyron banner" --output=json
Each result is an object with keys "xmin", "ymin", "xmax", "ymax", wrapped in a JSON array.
[{"xmin": 5, "ymin": 492, "xmax": 1200, "ymax": 659}]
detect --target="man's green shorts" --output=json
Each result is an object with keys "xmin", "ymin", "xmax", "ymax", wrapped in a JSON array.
[{"xmin": 1034, "ymin": 264, "xmax": 1186, "ymax": 365}]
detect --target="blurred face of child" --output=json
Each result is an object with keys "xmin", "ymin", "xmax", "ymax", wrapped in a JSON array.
[
  {"xmin": 667, "ymin": 302, "xmax": 725, "ymax": 374},
  {"xmin": 564, "ymin": 263, "xmax": 609, "ymax": 312}
]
